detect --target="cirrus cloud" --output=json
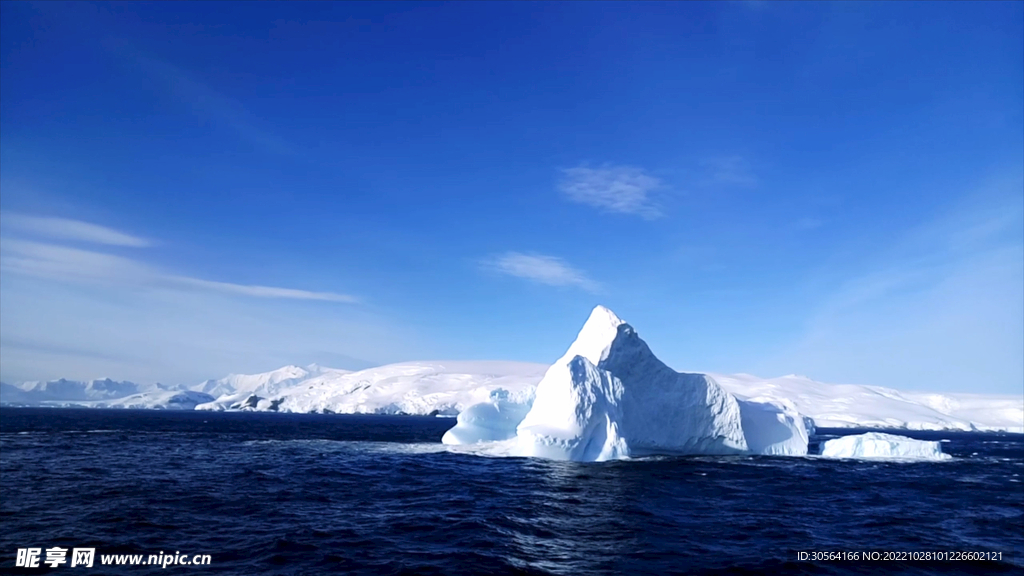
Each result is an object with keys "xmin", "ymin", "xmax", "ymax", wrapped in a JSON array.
[
  {"xmin": 482, "ymin": 251, "xmax": 601, "ymax": 293},
  {"xmin": 3, "ymin": 214, "xmax": 152, "ymax": 247},
  {"xmin": 0, "ymin": 218, "xmax": 358, "ymax": 304},
  {"xmin": 558, "ymin": 164, "xmax": 663, "ymax": 219}
]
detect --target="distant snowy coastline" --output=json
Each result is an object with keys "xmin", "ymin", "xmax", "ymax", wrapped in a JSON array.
[
  {"xmin": 2, "ymin": 311, "xmax": 1021, "ymax": 437},
  {"xmin": 3, "ymin": 362, "xmax": 1019, "ymax": 434}
]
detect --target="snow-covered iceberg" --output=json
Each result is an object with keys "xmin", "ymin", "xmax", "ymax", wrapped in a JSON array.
[
  {"xmin": 440, "ymin": 389, "xmax": 534, "ymax": 445},
  {"xmin": 444, "ymin": 305, "xmax": 809, "ymax": 461},
  {"xmin": 513, "ymin": 306, "xmax": 751, "ymax": 460},
  {"xmin": 510, "ymin": 355, "xmax": 631, "ymax": 460},
  {"xmin": 820, "ymin": 432, "xmax": 952, "ymax": 460}
]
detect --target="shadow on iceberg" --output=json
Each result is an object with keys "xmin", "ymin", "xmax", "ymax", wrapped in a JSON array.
[
  {"xmin": 735, "ymin": 399, "xmax": 809, "ymax": 456},
  {"xmin": 443, "ymin": 306, "xmax": 809, "ymax": 461}
]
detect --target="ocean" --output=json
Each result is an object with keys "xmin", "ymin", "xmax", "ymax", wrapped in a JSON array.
[{"xmin": 1, "ymin": 408, "xmax": 1021, "ymax": 575}]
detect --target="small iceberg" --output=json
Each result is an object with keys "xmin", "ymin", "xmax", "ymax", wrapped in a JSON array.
[
  {"xmin": 820, "ymin": 432, "xmax": 951, "ymax": 460},
  {"xmin": 441, "ymin": 390, "xmax": 532, "ymax": 445}
]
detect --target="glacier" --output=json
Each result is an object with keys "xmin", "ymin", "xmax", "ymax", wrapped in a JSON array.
[{"xmin": 820, "ymin": 432, "xmax": 952, "ymax": 460}]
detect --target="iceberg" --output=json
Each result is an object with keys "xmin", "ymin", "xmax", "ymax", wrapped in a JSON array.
[
  {"xmin": 440, "ymin": 389, "xmax": 534, "ymax": 445},
  {"xmin": 445, "ymin": 305, "xmax": 809, "ymax": 460},
  {"xmin": 820, "ymin": 432, "xmax": 952, "ymax": 460},
  {"xmin": 513, "ymin": 306, "xmax": 746, "ymax": 459},
  {"xmin": 513, "ymin": 355, "xmax": 632, "ymax": 461}
]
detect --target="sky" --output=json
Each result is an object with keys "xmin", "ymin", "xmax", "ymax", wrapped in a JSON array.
[{"xmin": 1, "ymin": 1, "xmax": 1021, "ymax": 394}]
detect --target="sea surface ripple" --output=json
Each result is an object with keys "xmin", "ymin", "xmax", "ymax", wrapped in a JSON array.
[{"xmin": 1, "ymin": 408, "xmax": 1021, "ymax": 575}]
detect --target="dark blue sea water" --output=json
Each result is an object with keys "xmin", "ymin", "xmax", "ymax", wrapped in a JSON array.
[{"xmin": 1, "ymin": 408, "xmax": 1021, "ymax": 575}]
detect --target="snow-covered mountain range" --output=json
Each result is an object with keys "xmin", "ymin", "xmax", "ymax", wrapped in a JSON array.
[
  {"xmin": 1, "ymin": 315, "xmax": 1021, "ymax": 433},
  {"xmin": 0, "ymin": 362, "xmax": 548, "ymax": 415},
  {"xmin": 0, "ymin": 378, "xmax": 217, "ymax": 410}
]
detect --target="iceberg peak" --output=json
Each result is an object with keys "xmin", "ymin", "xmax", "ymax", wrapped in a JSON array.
[
  {"xmin": 560, "ymin": 305, "xmax": 634, "ymax": 368},
  {"xmin": 585, "ymin": 305, "xmax": 625, "ymax": 329}
]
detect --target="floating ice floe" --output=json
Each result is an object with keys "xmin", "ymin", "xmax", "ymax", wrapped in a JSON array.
[{"xmin": 819, "ymin": 432, "xmax": 952, "ymax": 460}]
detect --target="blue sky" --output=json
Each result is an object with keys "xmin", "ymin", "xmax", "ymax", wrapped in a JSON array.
[{"xmin": 1, "ymin": 1, "xmax": 1021, "ymax": 394}]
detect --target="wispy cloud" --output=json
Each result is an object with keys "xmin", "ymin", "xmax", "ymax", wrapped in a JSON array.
[
  {"xmin": 0, "ymin": 275, "xmax": 407, "ymax": 386},
  {"xmin": 483, "ymin": 252, "xmax": 601, "ymax": 293},
  {"xmin": 559, "ymin": 164, "xmax": 663, "ymax": 218},
  {"xmin": 0, "ymin": 221, "xmax": 421, "ymax": 385},
  {"xmin": 0, "ymin": 220, "xmax": 358, "ymax": 304},
  {"xmin": 3, "ymin": 214, "xmax": 151, "ymax": 247},
  {"xmin": 169, "ymin": 277, "xmax": 358, "ymax": 303},
  {"xmin": 1, "ymin": 240, "xmax": 152, "ymax": 281},
  {"xmin": 699, "ymin": 156, "xmax": 757, "ymax": 186}
]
